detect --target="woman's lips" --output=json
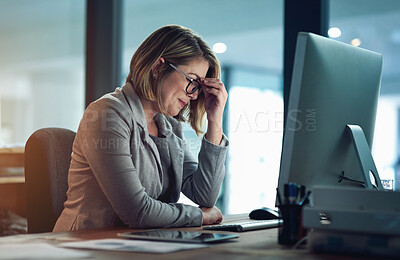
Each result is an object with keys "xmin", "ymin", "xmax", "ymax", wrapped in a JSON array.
[{"xmin": 179, "ymin": 99, "xmax": 186, "ymax": 108}]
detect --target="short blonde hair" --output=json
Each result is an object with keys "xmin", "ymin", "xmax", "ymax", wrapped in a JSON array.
[{"xmin": 126, "ymin": 25, "xmax": 220, "ymax": 135}]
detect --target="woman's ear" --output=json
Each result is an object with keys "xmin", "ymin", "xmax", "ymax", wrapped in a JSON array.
[{"xmin": 151, "ymin": 57, "xmax": 166, "ymax": 75}]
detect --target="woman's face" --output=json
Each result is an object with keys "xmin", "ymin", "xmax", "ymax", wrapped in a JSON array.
[{"xmin": 161, "ymin": 58, "xmax": 209, "ymax": 116}]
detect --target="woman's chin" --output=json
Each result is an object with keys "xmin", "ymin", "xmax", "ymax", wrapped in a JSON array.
[
  {"xmin": 173, "ymin": 111, "xmax": 180, "ymax": 117},
  {"xmin": 164, "ymin": 109, "xmax": 179, "ymax": 117}
]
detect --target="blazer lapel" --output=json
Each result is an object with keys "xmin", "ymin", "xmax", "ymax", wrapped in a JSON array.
[
  {"xmin": 155, "ymin": 114, "xmax": 184, "ymax": 201},
  {"xmin": 122, "ymin": 83, "xmax": 163, "ymax": 182}
]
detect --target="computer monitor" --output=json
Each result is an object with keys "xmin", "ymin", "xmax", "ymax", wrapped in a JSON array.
[{"xmin": 278, "ymin": 32, "xmax": 384, "ymax": 201}]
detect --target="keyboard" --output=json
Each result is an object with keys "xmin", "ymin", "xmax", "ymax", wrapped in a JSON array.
[{"xmin": 203, "ymin": 219, "xmax": 282, "ymax": 232}]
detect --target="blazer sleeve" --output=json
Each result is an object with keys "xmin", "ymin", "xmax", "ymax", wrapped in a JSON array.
[
  {"xmin": 181, "ymin": 134, "xmax": 229, "ymax": 207},
  {"xmin": 78, "ymin": 100, "xmax": 203, "ymax": 228}
]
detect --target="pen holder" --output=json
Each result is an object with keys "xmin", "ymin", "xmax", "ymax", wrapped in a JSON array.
[{"xmin": 278, "ymin": 204, "xmax": 306, "ymax": 245}]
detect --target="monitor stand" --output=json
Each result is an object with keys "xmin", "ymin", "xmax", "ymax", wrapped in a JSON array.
[{"xmin": 346, "ymin": 124, "xmax": 383, "ymax": 190}]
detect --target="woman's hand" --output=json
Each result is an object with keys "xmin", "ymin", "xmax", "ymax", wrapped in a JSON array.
[
  {"xmin": 200, "ymin": 206, "xmax": 223, "ymax": 225},
  {"xmin": 200, "ymin": 78, "xmax": 228, "ymax": 145}
]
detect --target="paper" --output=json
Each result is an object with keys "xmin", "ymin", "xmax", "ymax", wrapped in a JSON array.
[
  {"xmin": 0, "ymin": 243, "xmax": 92, "ymax": 259},
  {"xmin": 59, "ymin": 238, "xmax": 208, "ymax": 253}
]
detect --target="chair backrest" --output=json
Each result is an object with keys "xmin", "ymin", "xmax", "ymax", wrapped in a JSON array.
[{"xmin": 24, "ymin": 127, "xmax": 76, "ymax": 233}]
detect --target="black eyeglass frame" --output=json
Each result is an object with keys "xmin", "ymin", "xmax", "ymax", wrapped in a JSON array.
[{"xmin": 165, "ymin": 60, "xmax": 202, "ymax": 95}]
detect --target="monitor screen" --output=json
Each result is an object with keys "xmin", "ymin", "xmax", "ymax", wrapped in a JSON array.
[{"xmin": 278, "ymin": 32, "xmax": 383, "ymax": 200}]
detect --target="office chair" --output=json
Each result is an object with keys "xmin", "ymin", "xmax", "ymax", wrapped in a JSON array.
[{"xmin": 24, "ymin": 127, "xmax": 76, "ymax": 233}]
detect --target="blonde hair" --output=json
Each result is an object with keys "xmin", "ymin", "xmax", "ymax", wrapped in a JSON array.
[{"xmin": 126, "ymin": 25, "xmax": 220, "ymax": 135}]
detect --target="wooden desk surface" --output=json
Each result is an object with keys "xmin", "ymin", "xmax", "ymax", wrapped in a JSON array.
[{"xmin": 0, "ymin": 214, "xmax": 371, "ymax": 260}]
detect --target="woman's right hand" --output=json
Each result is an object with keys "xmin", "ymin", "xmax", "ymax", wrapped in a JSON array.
[{"xmin": 200, "ymin": 206, "xmax": 223, "ymax": 225}]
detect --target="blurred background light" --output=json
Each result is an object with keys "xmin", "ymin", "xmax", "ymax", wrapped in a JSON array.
[
  {"xmin": 328, "ymin": 27, "xmax": 342, "ymax": 38},
  {"xmin": 213, "ymin": 42, "xmax": 227, "ymax": 54},
  {"xmin": 351, "ymin": 38, "xmax": 362, "ymax": 47}
]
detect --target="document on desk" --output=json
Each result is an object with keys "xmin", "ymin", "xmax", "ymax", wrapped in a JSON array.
[
  {"xmin": 59, "ymin": 238, "xmax": 208, "ymax": 254},
  {"xmin": 0, "ymin": 243, "xmax": 92, "ymax": 259}
]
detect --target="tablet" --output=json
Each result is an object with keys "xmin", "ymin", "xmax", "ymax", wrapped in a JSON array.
[{"xmin": 118, "ymin": 229, "xmax": 239, "ymax": 243}]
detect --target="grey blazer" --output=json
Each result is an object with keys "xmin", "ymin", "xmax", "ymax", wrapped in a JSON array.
[{"xmin": 53, "ymin": 83, "xmax": 228, "ymax": 231}]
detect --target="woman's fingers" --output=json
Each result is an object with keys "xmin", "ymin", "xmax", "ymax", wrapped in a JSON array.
[
  {"xmin": 203, "ymin": 86, "xmax": 222, "ymax": 96},
  {"xmin": 202, "ymin": 79, "xmax": 225, "ymax": 90},
  {"xmin": 201, "ymin": 78, "xmax": 227, "ymax": 98}
]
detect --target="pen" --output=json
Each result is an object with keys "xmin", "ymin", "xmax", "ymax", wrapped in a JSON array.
[
  {"xmin": 299, "ymin": 191, "xmax": 311, "ymax": 206},
  {"xmin": 284, "ymin": 184, "xmax": 289, "ymax": 204},
  {"xmin": 287, "ymin": 183, "xmax": 299, "ymax": 204},
  {"xmin": 299, "ymin": 185, "xmax": 306, "ymax": 203}
]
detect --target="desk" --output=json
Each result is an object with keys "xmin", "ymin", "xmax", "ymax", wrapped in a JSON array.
[{"xmin": 0, "ymin": 214, "xmax": 369, "ymax": 260}]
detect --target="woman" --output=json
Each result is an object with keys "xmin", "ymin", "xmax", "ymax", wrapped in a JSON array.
[{"xmin": 53, "ymin": 25, "xmax": 229, "ymax": 231}]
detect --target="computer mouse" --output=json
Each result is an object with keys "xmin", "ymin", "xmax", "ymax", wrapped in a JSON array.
[{"xmin": 249, "ymin": 207, "xmax": 280, "ymax": 220}]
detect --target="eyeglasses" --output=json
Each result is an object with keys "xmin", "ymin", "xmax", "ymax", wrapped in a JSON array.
[{"xmin": 165, "ymin": 60, "xmax": 201, "ymax": 95}]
